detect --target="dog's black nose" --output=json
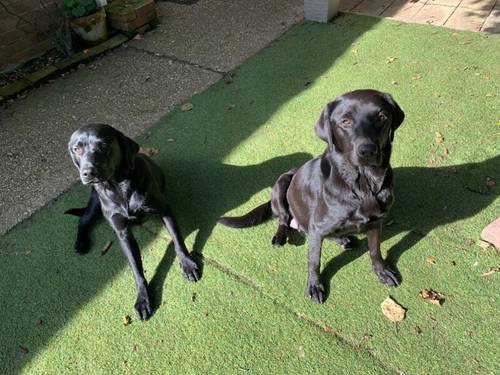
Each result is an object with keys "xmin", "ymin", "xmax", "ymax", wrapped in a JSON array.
[
  {"xmin": 81, "ymin": 168, "xmax": 97, "ymax": 179},
  {"xmin": 357, "ymin": 144, "xmax": 378, "ymax": 158}
]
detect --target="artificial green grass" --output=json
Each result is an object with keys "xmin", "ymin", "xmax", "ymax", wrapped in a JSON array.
[{"xmin": 1, "ymin": 14, "xmax": 499, "ymax": 374}]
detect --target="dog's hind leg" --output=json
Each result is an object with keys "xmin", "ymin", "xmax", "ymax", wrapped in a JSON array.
[{"xmin": 270, "ymin": 169, "xmax": 297, "ymax": 247}]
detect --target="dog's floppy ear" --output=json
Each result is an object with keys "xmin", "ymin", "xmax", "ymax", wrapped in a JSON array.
[
  {"xmin": 314, "ymin": 101, "xmax": 337, "ymax": 150},
  {"xmin": 116, "ymin": 130, "xmax": 139, "ymax": 171},
  {"xmin": 382, "ymin": 92, "xmax": 405, "ymax": 141},
  {"xmin": 68, "ymin": 135, "xmax": 80, "ymax": 169}
]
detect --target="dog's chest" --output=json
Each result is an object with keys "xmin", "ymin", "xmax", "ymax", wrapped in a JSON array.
[{"xmin": 99, "ymin": 187, "xmax": 147, "ymax": 222}]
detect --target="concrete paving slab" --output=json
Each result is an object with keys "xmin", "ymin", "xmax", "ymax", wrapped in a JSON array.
[
  {"xmin": 0, "ymin": 0, "xmax": 304, "ymax": 235},
  {"xmin": 481, "ymin": 7, "xmax": 500, "ymax": 32},
  {"xmin": 445, "ymin": 7, "xmax": 490, "ymax": 31},
  {"xmin": 129, "ymin": 0, "xmax": 303, "ymax": 72},
  {"xmin": 0, "ymin": 47, "xmax": 220, "ymax": 234}
]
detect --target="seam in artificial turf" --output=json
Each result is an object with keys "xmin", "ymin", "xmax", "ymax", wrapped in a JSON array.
[{"xmin": 138, "ymin": 224, "xmax": 399, "ymax": 373}]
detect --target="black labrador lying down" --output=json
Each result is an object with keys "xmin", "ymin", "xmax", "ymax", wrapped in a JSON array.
[
  {"xmin": 219, "ymin": 89, "xmax": 405, "ymax": 303},
  {"xmin": 66, "ymin": 124, "xmax": 199, "ymax": 320}
]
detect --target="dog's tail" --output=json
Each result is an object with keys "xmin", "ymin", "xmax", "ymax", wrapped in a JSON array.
[
  {"xmin": 218, "ymin": 201, "xmax": 272, "ymax": 228},
  {"xmin": 64, "ymin": 207, "xmax": 87, "ymax": 217}
]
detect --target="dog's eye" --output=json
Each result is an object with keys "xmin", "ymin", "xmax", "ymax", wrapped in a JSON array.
[
  {"xmin": 340, "ymin": 118, "xmax": 353, "ymax": 127},
  {"xmin": 73, "ymin": 146, "xmax": 83, "ymax": 155},
  {"xmin": 377, "ymin": 112, "xmax": 388, "ymax": 122}
]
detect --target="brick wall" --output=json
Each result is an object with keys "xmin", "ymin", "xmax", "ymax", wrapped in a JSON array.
[{"xmin": 0, "ymin": 0, "xmax": 59, "ymax": 71}]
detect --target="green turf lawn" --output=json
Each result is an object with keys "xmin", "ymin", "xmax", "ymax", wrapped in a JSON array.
[{"xmin": 1, "ymin": 14, "xmax": 499, "ymax": 374}]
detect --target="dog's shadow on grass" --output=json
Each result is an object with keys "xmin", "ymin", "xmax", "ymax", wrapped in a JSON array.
[
  {"xmin": 316, "ymin": 156, "xmax": 499, "ymax": 300},
  {"xmin": 149, "ymin": 152, "xmax": 312, "ymax": 307}
]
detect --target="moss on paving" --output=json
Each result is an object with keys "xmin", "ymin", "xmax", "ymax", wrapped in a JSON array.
[{"xmin": 1, "ymin": 14, "xmax": 499, "ymax": 374}]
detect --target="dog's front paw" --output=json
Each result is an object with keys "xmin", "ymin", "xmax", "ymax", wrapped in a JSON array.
[
  {"xmin": 134, "ymin": 295, "xmax": 153, "ymax": 320},
  {"xmin": 306, "ymin": 281, "xmax": 325, "ymax": 304},
  {"xmin": 180, "ymin": 258, "xmax": 199, "ymax": 282},
  {"xmin": 74, "ymin": 235, "xmax": 90, "ymax": 255},
  {"xmin": 272, "ymin": 233, "xmax": 287, "ymax": 247},
  {"xmin": 374, "ymin": 265, "xmax": 400, "ymax": 287}
]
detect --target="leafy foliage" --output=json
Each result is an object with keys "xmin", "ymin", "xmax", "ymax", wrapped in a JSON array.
[{"xmin": 63, "ymin": 0, "xmax": 98, "ymax": 18}]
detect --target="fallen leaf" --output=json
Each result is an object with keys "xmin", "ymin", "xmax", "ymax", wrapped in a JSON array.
[
  {"xmin": 380, "ymin": 297, "xmax": 407, "ymax": 322},
  {"xmin": 480, "ymin": 267, "xmax": 499, "ymax": 277},
  {"xmin": 133, "ymin": 34, "xmax": 144, "ymax": 40},
  {"xmin": 139, "ymin": 147, "xmax": 160, "ymax": 157},
  {"xmin": 100, "ymin": 241, "xmax": 113, "ymax": 256},
  {"xmin": 485, "ymin": 177, "xmax": 496, "ymax": 188},
  {"xmin": 180, "ymin": 103, "xmax": 194, "ymax": 111},
  {"xmin": 298, "ymin": 345, "xmax": 305, "ymax": 360},
  {"xmin": 123, "ymin": 315, "xmax": 131, "ymax": 326},
  {"xmin": 425, "ymin": 256, "xmax": 437, "ymax": 265},
  {"xmin": 226, "ymin": 104, "xmax": 236, "ymax": 111},
  {"xmin": 386, "ymin": 56, "xmax": 397, "ymax": 64},
  {"xmin": 351, "ymin": 49, "xmax": 358, "ymax": 55},
  {"xmin": 322, "ymin": 324, "xmax": 333, "ymax": 333},
  {"xmin": 223, "ymin": 72, "xmax": 234, "ymax": 84},
  {"xmin": 132, "ymin": 344, "xmax": 139, "ymax": 352},
  {"xmin": 477, "ymin": 240, "xmax": 492, "ymax": 249},
  {"xmin": 435, "ymin": 131, "xmax": 444, "ymax": 144},
  {"xmin": 391, "ymin": 80, "xmax": 398, "ymax": 85},
  {"xmin": 419, "ymin": 288, "xmax": 444, "ymax": 305},
  {"xmin": 485, "ymin": 93, "xmax": 496, "ymax": 97},
  {"xmin": 19, "ymin": 345, "xmax": 29, "ymax": 354},
  {"xmin": 412, "ymin": 74, "xmax": 422, "ymax": 80}
]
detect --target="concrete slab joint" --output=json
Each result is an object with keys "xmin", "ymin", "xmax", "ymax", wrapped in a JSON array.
[{"xmin": 304, "ymin": 0, "xmax": 340, "ymax": 22}]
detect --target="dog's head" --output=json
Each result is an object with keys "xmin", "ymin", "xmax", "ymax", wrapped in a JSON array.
[
  {"xmin": 315, "ymin": 89, "xmax": 404, "ymax": 167},
  {"xmin": 68, "ymin": 124, "xmax": 139, "ymax": 184}
]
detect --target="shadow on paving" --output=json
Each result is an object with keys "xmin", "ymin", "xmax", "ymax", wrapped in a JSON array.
[{"xmin": 0, "ymin": 14, "xmax": 382, "ymax": 374}]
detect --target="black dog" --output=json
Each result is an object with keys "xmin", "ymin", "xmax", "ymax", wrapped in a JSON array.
[
  {"xmin": 219, "ymin": 90, "xmax": 404, "ymax": 303},
  {"xmin": 67, "ymin": 124, "xmax": 199, "ymax": 320}
]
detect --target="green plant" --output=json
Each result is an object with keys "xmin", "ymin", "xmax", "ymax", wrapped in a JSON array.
[{"xmin": 63, "ymin": 0, "xmax": 97, "ymax": 18}]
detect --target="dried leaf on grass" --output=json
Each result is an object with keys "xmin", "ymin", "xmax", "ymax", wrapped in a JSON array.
[
  {"xmin": 435, "ymin": 131, "xmax": 444, "ymax": 144},
  {"xmin": 123, "ymin": 315, "xmax": 131, "ymax": 326},
  {"xmin": 419, "ymin": 288, "xmax": 444, "ymax": 305},
  {"xmin": 100, "ymin": 241, "xmax": 113, "ymax": 256},
  {"xmin": 425, "ymin": 256, "xmax": 437, "ymax": 265},
  {"xmin": 139, "ymin": 147, "xmax": 160, "ymax": 157},
  {"xmin": 180, "ymin": 103, "xmax": 194, "ymax": 111},
  {"xmin": 480, "ymin": 267, "xmax": 499, "ymax": 277},
  {"xmin": 477, "ymin": 240, "xmax": 492, "ymax": 249},
  {"xmin": 485, "ymin": 177, "xmax": 496, "ymax": 188},
  {"xmin": 380, "ymin": 297, "xmax": 407, "ymax": 322},
  {"xmin": 322, "ymin": 324, "xmax": 333, "ymax": 333},
  {"xmin": 19, "ymin": 345, "xmax": 29, "ymax": 354}
]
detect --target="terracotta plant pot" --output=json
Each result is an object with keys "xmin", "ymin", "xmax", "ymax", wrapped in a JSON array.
[{"xmin": 69, "ymin": 8, "xmax": 108, "ymax": 45}]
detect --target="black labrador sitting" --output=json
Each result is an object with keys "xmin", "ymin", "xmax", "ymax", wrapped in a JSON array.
[
  {"xmin": 219, "ymin": 89, "xmax": 404, "ymax": 303},
  {"xmin": 67, "ymin": 124, "xmax": 199, "ymax": 320}
]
